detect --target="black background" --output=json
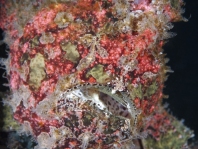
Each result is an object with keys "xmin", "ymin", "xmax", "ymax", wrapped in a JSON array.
[
  {"xmin": 163, "ymin": 0, "xmax": 198, "ymax": 141},
  {"xmin": 0, "ymin": 0, "xmax": 198, "ymax": 144}
]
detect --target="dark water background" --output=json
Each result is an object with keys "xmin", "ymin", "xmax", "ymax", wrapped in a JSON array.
[
  {"xmin": 163, "ymin": 0, "xmax": 198, "ymax": 141},
  {"xmin": 0, "ymin": 0, "xmax": 198, "ymax": 147}
]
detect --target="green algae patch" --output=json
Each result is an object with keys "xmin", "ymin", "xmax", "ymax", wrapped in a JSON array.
[
  {"xmin": 30, "ymin": 35, "xmax": 40, "ymax": 48},
  {"xmin": 61, "ymin": 42, "xmax": 79, "ymax": 63},
  {"xmin": 171, "ymin": 0, "xmax": 180, "ymax": 9},
  {"xmin": 144, "ymin": 81, "xmax": 158, "ymax": 97},
  {"xmin": 82, "ymin": 111, "xmax": 96, "ymax": 127},
  {"xmin": 20, "ymin": 53, "xmax": 29, "ymax": 65},
  {"xmin": 29, "ymin": 53, "xmax": 46, "ymax": 89},
  {"xmin": 54, "ymin": 12, "xmax": 74, "ymax": 28},
  {"xmin": 86, "ymin": 64, "xmax": 110, "ymax": 83},
  {"xmin": 127, "ymin": 84, "xmax": 143, "ymax": 100},
  {"xmin": 143, "ymin": 115, "xmax": 194, "ymax": 149},
  {"xmin": 2, "ymin": 105, "xmax": 20, "ymax": 131}
]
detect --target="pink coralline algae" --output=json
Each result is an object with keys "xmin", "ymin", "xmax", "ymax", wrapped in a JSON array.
[{"xmin": 0, "ymin": 0, "xmax": 194, "ymax": 149}]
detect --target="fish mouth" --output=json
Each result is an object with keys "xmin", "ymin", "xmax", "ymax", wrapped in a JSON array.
[
  {"xmin": 53, "ymin": 83, "xmax": 141, "ymax": 147},
  {"xmin": 57, "ymin": 83, "xmax": 133, "ymax": 119}
]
